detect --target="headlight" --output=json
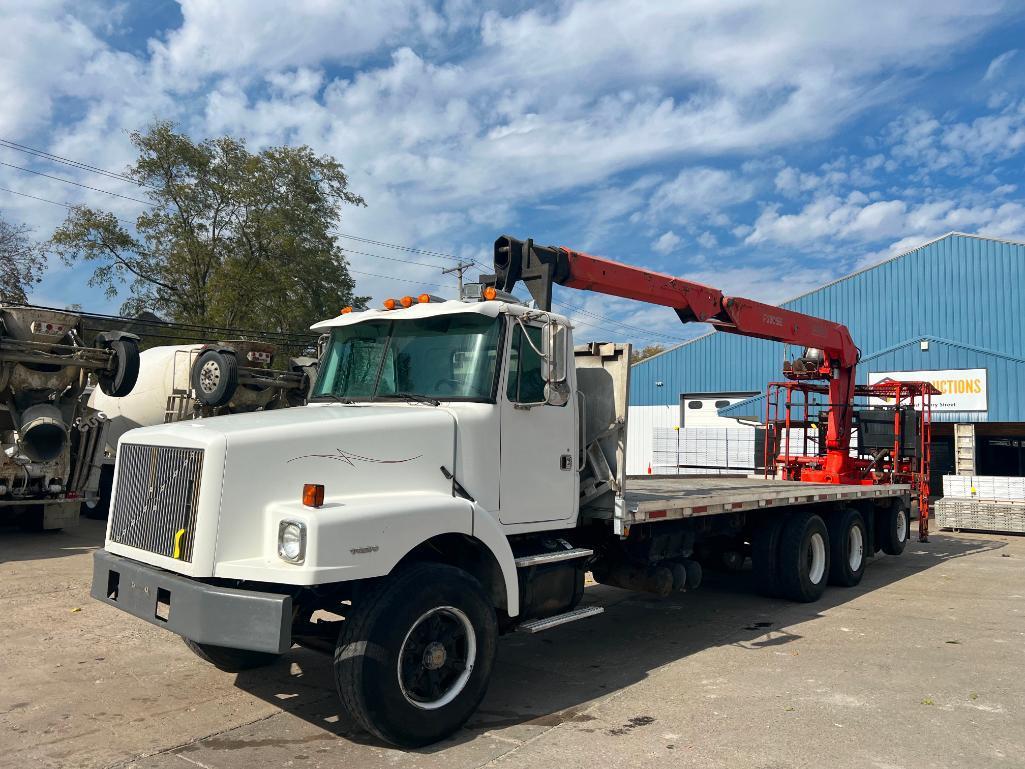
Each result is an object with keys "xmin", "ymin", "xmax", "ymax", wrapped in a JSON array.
[{"xmin": 277, "ymin": 520, "xmax": 307, "ymax": 563}]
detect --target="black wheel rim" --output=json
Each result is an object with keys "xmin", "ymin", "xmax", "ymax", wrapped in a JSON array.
[{"xmin": 397, "ymin": 606, "xmax": 476, "ymax": 710}]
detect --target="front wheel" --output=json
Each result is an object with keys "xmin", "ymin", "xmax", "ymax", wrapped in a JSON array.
[
  {"xmin": 183, "ymin": 638, "xmax": 281, "ymax": 672},
  {"xmin": 334, "ymin": 563, "xmax": 498, "ymax": 747}
]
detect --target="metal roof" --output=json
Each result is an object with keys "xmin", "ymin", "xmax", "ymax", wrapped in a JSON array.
[{"xmin": 629, "ymin": 232, "xmax": 1025, "ymax": 423}]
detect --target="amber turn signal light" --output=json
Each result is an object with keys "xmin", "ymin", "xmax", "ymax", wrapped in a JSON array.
[{"xmin": 302, "ymin": 483, "xmax": 325, "ymax": 508}]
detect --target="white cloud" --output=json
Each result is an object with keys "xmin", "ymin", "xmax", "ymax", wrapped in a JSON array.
[
  {"xmin": 746, "ymin": 193, "xmax": 1025, "ymax": 249},
  {"xmin": 984, "ymin": 49, "xmax": 1018, "ymax": 80},
  {"xmin": 2, "ymin": 0, "xmax": 1022, "ymax": 309},
  {"xmin": 652, "ymin": 230, "xmax": 681, "ymax": 255},
  {"xmin": 885, "ymin": 101, "xmax": 1025, "ymax": 175},
  {"xmin": 647, "ymin": 167, "xmax": 756, "ymax": 224}
]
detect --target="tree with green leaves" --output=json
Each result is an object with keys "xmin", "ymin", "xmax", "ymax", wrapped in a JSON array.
[
  {"xmin": 51, "ymin": 121, "xmax": 368, "ymax": 332},
  {"xmin": 631, "ymin": 343, "xmax": 666, "ymax": 363},
  {"xmin": 0, "ymin": 215, "xmax": 46, "ymax": 304}
]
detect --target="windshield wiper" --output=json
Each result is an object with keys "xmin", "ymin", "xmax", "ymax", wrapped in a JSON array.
[
  {"xmin": 383, "ymin": 392, "xmax": 441, "ymax": 407},
  {"xmin": 310, "ymin": 393, "xmax": 355, "ymax": 405}
]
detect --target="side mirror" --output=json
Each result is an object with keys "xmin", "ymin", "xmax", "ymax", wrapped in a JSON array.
[
  {"xmin": 542, "ymin": 320, "xmax": 570, "ymax": 406},
  {"xmin": 541, "ymin": 320, "xmax": 568, "ymax": 383}
]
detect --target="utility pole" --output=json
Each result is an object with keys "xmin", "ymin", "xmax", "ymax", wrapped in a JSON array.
[{"xmin": 441, "ymin": 261, "xmax": 475, "ymax": 294}]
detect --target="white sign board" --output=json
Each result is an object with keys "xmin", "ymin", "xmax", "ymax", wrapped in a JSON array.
[{"xmin": 868, "ymin": 369, "xmax": 987, "ymax": 412}]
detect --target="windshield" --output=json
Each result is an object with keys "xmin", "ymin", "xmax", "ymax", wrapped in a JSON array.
[{"xmin": 311, "ymin": 313, "xmax": 502, "ymax": 402}]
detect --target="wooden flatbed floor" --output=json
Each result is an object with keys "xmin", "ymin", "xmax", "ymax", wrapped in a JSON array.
[{"xmin": 623, "ymin": 476, "xmax": 910, "ymax": 524}]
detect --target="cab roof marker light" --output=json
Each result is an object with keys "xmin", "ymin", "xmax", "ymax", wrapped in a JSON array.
[
  {"xmin": 400, "ymin": 295, "xmax": 415, "ymax": 308},
  {"xmin": 383, "ymin": 298, "xmax": 397, "ymax": 310},
  {"xmin": 340, "ymin": 306, "xmax": 353, "ymax": 314}
]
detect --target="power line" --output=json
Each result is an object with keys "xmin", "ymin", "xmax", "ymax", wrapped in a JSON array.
[
  {"xmin": 0, "ymin": 160, "xmax": 151, "ymax": 205},
  {"xmin": 14, "ymin": 301, "xmax": 318, "ymax": 341},
  {"xmin": 340, "ymin": 246, "xmax": 459, "ymax": 272},
  {"xmin": 0, "ymin": 184, "xmax": 138, "ymax": 226},
  {"xmin": 334, "ymin": 232, "xmax": 467, "ymax": 263},
  {"xmin": 0, "ymin": 138, "xmax": 154, "ymax": 189},
  {"xmin": 348, "ymin": 268, "xmax": 451, "ymax": 291},
  {"xmin": 557, "ymin": 300, "xmax": 688, "ymax": 342},
  {"xmin": 0, "ymin": 185, "xmax": 75, "ymax": 210}
]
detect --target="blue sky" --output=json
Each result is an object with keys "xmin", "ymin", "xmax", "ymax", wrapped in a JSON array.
[{"xmin": 1, "ymin": 1, "xmax": 1024, "ymax": 346}]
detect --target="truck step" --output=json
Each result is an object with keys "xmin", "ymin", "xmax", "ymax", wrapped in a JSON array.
[
  {"xmin": 514, "ymin": 547, "xmax": 593, "ymax": 568},
  {"xmin": 516, "ymin": 606, "xmax": 604, "ymax": 634}
]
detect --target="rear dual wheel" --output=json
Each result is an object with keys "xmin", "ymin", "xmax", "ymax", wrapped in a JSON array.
[
  {"xmin": 878, "ymin": 503, "xmax": 910, "ymax": 556},
  {"xmin": 191, "ymin": 349, "xmax": 239, "ymax": 407},
  {"xmin": 827, "ymin": 507, "xmax": 867, "ymax": 587},
  {"xmin": 777, "ymin": 513, "xmax": 830, "ymax": 603}
]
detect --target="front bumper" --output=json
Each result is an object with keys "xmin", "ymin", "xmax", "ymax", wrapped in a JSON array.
[{"xmin": 91, "ymin": 549, "xmax": 292, "ymax": 654}]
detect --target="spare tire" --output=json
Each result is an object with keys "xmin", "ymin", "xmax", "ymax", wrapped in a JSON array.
[
  {"xmin": 98, "ymin": 338, "xmax": 140, "ymax": 397},
  {"xmin": 191, "ymin": 349, "xmax": 239, "ymax": 407}
]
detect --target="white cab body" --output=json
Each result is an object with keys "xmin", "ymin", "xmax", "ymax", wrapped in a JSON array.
[{"xmin": 103, "ymin": 300, "xmax": 597, "ymax": 618}]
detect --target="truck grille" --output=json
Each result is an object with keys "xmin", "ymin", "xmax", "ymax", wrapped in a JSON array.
[{"xmin": 108, "ymin": 444, "xmax": 205, "ymax": 562}]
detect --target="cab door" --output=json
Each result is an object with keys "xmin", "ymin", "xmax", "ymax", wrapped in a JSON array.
[{"xmin": 498, "ymin": 321, "xmax": 577, "ymax": 526}]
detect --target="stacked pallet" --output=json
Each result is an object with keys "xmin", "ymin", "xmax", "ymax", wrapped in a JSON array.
[
  {"xmin": 652, "ymin": 427, "xmax": 765, "ymax": 476},
  {"xmin": 937, "ymin": 475, "xmax": 1025, "ymax": 534}
]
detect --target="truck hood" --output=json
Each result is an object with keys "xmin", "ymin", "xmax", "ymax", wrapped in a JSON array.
[
  {"xmin": 119, "ymin": 402, "xmax": 451, "ymax": 443},
  {"xmin": 114, "ymin": 404, "xmax": 457, "ymax": 572}
]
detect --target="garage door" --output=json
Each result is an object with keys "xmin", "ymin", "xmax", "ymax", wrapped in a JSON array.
[{"xmin": 681, "ymin": 393, "xmax": 756, "ymax": 427}]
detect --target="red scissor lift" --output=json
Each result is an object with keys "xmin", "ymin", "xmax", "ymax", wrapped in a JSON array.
[{"xmin": 764, "ymin": 377, "xmax": 940, "ymax": 541}]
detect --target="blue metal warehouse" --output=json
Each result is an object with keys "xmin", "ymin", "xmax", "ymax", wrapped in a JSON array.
[{"xmin": 628, "ymin": 232, "xmax": 1025, "ymax": 477}]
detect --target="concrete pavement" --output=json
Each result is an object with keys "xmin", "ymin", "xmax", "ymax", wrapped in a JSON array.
[{"xmin": 1, "ymin": 519, "xmax": 1022, "ymax": 768}]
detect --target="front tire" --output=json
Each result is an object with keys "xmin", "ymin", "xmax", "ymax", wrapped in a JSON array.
[
  {"xmin": 183, "ymin": 638, "xmax": 280, "ymax": 672},
  {"xmin": 778, "ymin": 513, "xmax": 830, "ymax": 603},
  {"xmin": 334, "ymin": 563, "xmax": 498, "ymax": 748},
  {"xmin": 827, "ymin": 507, "xmax": 867, "ymax": 587}
]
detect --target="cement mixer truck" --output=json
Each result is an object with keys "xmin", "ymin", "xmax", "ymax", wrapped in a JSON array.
[
  {"xmin": 0, "ymin": 305, "xmax": 139, "ymax": 530},
  {"xmin": 85, "ymin": 340, "xmax": 316, "ymax": 518}
]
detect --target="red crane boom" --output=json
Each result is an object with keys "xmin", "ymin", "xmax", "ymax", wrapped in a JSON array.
[{"xmin": 489, "ymin": 235, "xmax": 861, "ymax": 482}]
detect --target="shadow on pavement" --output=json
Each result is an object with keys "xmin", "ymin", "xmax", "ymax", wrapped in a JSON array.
[
  {"xmin": 0, "ymin": 517, "xmax": 106, "ymax": 564},
  {"xmin": 230, "ymin": 532, "xmax": 1007, "ymax": 753}
]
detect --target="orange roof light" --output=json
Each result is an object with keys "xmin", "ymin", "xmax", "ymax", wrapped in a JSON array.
[
  {"xmin": 340, "ymin": 306, "xmax": 353, "ymax": 314},
  {"xmin": 383, "ymin": 298, "xmax": 397, "ymax": 310},
  {"xmin": 302, "ymin": 483, "xmax": 325, "ymax": 508},
  {"xmin": 483, "ymin": 286, "xmax": 497, "ymax": 300},
  {"xmin": 400, "ymin": 295, "xmax": 414, "ymax": 308},
  {"xmin": 418, "ymin": 293, "xmax": 431, "ymax": 304}
]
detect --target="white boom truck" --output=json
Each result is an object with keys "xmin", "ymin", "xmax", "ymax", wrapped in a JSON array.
[{"xmin": 91, "ymin": 236, "xmax": 913, "ymax": 747}]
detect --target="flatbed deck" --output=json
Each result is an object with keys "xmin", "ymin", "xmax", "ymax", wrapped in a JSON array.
[{"xmin": 623, "ymin": 476, "xmax": 910, "ymax": 524}]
